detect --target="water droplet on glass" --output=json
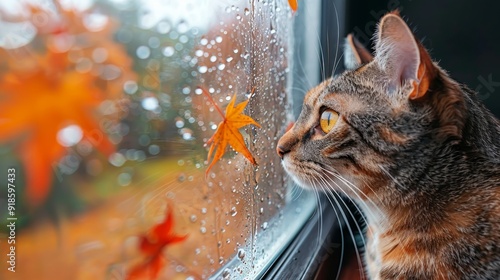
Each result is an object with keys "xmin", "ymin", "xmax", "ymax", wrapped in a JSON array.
[
  {"xmin": 157, "ymin": 21, "xmax": 171, "ymax": 34},
  {"xmin": 218, "ymin": 63, "xmax": 226, "ymax": 70},
  {"xmin": 83, "ymin": 13, "xmax": 108, "ymax": 32},
  {"xmin": 177, "ymin": 20, "xmax": 189, "ymax": 33},
  {"xmin": 244, "ymin": 8, "xmax": 250, "ymax": 16},
  {"xmin": 200, "ymin": 38, "xmax": 208, "ymax": 45},
  {"xmin": 92, "ymin": 47, "xmax": 108, "ymax": 63},
  {"xmin": 109, "ymin": 153, "xmax": 126, "ymax": 167},
  {"xmin": 148, "ymin": 144, "xmax": 160, "ymax": 155},
  {"xmin": 222, "ymin": 268, "xmax": 231, "ymax": 279},
  {"xmin": 230, "ymin": 207, "xmax": 237, "ymax": 216},
  {"xmin": 226, "ymin": 57, "xmax": 233, "ymax": 62},
  {"xmin": 198, "ymin": 66, "xmax": 208, "ymax": 73},
  {"xmin": 215, "ymin": 36, "xmax": 223, "ymax": 43},
  {"xmin": 190, "ymin": 215, "xmax": 197, "ymax": 222},
  {"xmin": 195, "ymin": 88, "xmax": 203, "ymax": 95},
  {"xmin": 163, "ymin": 46, "xmax": 175, "ymax": 57},
  {"xmin": 141, "ymin": 97, "xmax": 159, "ymax": 111},
  {"xmin": 195, "ymin": 49, "xmax": 204, "ymax": 57},
  {"xmin": 210, "ymin": 55, "xmax": 217, "ymax": 62},
  {"xmin": 136, "ymin": 45, "xmax": 150, "ymax": 59},
  {"xmin": 262, "ymin": 222, "xmax": 268, "ymax": 230},
  {"xmin": 201, "ymin": 208, "xmax": 207, "ymax": 214},
  {"xmin": 233, "ymin": 48, "xmax": 239, "ymax": 54},
  {"xmin": 200, "ymin": 227, "xmax": 207, "ymax": 234},
  {"xmin": 117, "ymin": 172, "xmax": 132, "ymax": 186},
  {"xmin": 57, "ymin": 125, "xmax": 83, "ymax": 147},
  {"xmin": 237, "ymin": 249, "xmax": 246, "ymax": 260},
  {"xmin": 123, "ymin": 80, "xmax": 138, "ymax": 94}
]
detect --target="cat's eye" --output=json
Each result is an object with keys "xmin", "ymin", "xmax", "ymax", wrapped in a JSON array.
[{"xmin": 319, "ymin": 109, "xmax": 339, "ymax": 134}]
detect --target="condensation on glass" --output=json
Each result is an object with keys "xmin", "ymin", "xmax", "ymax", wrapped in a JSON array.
[{"xmin": 0, "ymin": 0, "xmax": 315, "ymax": 279}]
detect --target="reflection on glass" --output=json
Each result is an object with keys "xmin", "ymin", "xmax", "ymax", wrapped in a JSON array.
[{"xmin": 0, "ymin": 0, "xmax": 315, "ymax": 279}]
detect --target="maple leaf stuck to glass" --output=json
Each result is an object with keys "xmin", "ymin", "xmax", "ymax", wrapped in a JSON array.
[{"xmin": 199, "ymin": 87, "xmax": 261, "ymax": 176}]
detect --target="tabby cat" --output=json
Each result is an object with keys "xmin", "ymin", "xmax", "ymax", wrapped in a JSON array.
[{"xmin": 277, "ymin": 11, "xmax": 500, "ymax": 279}]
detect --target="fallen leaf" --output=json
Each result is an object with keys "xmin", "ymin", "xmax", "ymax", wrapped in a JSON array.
[
  {"xmin": 127, "ymin": 204, "xmax": 187, "ymax": 280},
  {"xmin": 288, "ymin": 0, "xmax": 298, "ymax": 12},
  {"xmin": 200, "ymin": 87, "xmax": 261, "ymax": 176}
]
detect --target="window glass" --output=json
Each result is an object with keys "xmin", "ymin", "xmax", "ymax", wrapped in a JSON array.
[{"xmin": 0, "ymin": 0, "xmax": 316, "ymax": 279}]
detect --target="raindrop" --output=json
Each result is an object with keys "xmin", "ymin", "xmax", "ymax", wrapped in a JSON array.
[
  {"xmin": 142, "ymin": 97, "xmax": 159, "ymax": 111},
  {"xmin": 162, "ymin": 46, "xmax": 175, "ymax": 57},
  {"xmin": 230, "ymin": 207, "xmax": 237, "ymax": 217},
  {"xmin": 92, "ymin": 47, "xmax": 108, "ymax": 63},
  {"xmin": 157, "ymin": 21, "xmax": 171, "ymax": 34},
  {"xmin": 117, "ymin": 173, "xmax": 132, "ymax": 186},
  {"xmin": 182, "ymin": 87, "xmax": 191, "ymax": 95},
  {"xmin": 100, "ymin": 65, "xmax": 122, "ymax": 80},
  {"xmin": 109, "ymin": 153, "xmax": 126, "ymax": 167},
  {"xmin": 222, "ymin": 268, "xmax": 231, "ymax": 279},
  {"xmin": 177, "ymin": 20, "xmax": 189, "ymax": 33},
  {"xmin": 237, "ymin": 249, "xmax": 246, "ymax": 260},
  {"xmin": 217, "ymin": 63, "xmax": 226, "ymax": 70},
  {"xmin": 201, "ymin": 208, "xmax": 207, "ymax": 214},
  {"xmin": 179, "ymin": 35, "xmax": 188, "ymax": 44},
  {"xmin": 215, "ymin": 36, "xmax": 223, "ymax": 43},
  {"xmin": 200, "ymin": 38, "xmax": 208, "ymax": 45},
  {"xmin": 148, "ymin": 37, "xmax": 160, "ymax": 48},
  {"xmin": 226, "ymin": 57, "xmax": 233, "ymax": 62},
  {"xmin": 57, "ymin": 125, "xmax": 83, "ymax": 147},
  {"xmin": 210, "ymin": 55, "xmax": 217, "ymax": 62},
  {"xmin": 195, "ymin": 88, "xmax": 203, "ymax": 95},
  {"xmin": 200, "ymin": 227, "xmax": 207, "ymax": 234},
  {"xmin": 175, "ymin": 118, "xmax": 185, "ymax": 128},
  {"xmin": 244, "ymin": 8, "xmax": 250, "ymax": 16},
  {"xmin": 148, "ymin": 144, "xmax": 160, "ymax": 155},
  {"xmin": 136, "ymin": 46, "xmax": 150, "ymax": 59},
  {"xmin": 262, "ymin": 222, "xmax": 268, "ymax": 230},
  {"xmin": 190, "ymin": 215, "xmax": 197, "ymax": 222},
  {"xmin": 123, "ymin": 80, "xmax": 138, "ymax": 94},
  {"xmin": 83, "ymin": 13, "xmax": 108, "ymax": 32},
  {"xmin": 198, "ymin": 66, "xmax": 208, "ymax": 73},
  {"xmin": 233, "ymin": 48, "xmax": 239, "ymax": 54}
]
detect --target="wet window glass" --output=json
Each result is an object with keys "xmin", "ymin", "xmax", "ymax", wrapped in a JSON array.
[{"xmin": 0, "ymin": 0, "xmax": 316, "ymax": 279}]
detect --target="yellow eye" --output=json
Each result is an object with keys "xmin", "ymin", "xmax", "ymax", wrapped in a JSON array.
[{"xmin": 319, "ymin": 109, "xmax": 339, "ymax": 134}]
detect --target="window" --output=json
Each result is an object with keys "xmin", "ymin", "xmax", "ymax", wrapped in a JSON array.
[{"xmin": 0, "ymin": 0, "xmax": 322, "ymax": 279}]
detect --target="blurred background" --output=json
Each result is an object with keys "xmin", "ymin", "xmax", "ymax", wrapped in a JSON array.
[{"xmin": 0, "ymin": 0, "xmax": 317, "ymax": 279}]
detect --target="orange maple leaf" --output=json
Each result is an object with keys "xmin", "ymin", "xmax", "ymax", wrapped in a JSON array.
[
  {"xmin": 288, "ymin": 0, "xmax": 298, "ymax": 12},
  {"xmin": 200, "ymin": 87, "xmax": 261, "ymax": 176},
  {"xmin": 0, "ymin": 2, "xmax": 135, "ymax": 205},
  {"xmin": 127, "ymin": 204, "xmax": 187, "ymax": 280}
]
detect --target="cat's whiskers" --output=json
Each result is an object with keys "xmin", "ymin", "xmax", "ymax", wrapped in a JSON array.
[
  {"xmin": 378, "ymin": 165, "xmax": 406, "ymax": 190},
  {"xmin": 310, "ymin": 176, "xmax": 347, "ymax": 280},
  {"xmin": 315, "ymin": 175, "xmax": 367, "ymax": 280},
  {"xmin": 306, "ymin": 176, "xmax": 327, "ymax": 263},
  {"xmin": 319, "ymin": 166, "xmax": 385, "ymax": 222}
]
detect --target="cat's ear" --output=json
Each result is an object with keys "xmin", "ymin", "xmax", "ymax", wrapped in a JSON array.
[
  {"xmin": 374, "ymin": 12, "xmax": 436, "ymax": 99},
  {"xmin": 344, "ymin": 34, "xmax": 373, "ymax": 70}
]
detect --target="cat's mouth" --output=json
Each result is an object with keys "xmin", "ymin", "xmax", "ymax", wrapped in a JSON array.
[{"xmin": 281, "ymin": 156, "xmax": 363, "ymax": 198}]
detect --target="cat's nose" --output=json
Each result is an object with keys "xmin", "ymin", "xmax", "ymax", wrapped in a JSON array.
[{"xmin": 276, "ymin": 145, "xmax": 290, "ymax": 159}]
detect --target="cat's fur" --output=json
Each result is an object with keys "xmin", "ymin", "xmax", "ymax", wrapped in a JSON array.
[{"xmin": 277, "ymin": 11, "xmax": 500, "ymax": 279}]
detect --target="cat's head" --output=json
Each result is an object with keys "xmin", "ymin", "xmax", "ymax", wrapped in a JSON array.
[{"xmin": 277, "ymin": 12, "xmax": 466, "ymax": 203}]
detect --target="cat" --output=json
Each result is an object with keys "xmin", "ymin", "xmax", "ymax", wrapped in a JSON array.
[{"xmin": 277, "ymin": 11, "xmax": 500, "ymax": 280}]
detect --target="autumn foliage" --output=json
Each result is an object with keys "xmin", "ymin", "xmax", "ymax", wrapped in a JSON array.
[
  {"xmin": 200, "ymin": 87, "xmax": 261, "ymax": 176},
  {"xmin": 0, "ymin": 2, "xmax": 135, "ymax": 205},
  {"xmin": 127, "ymin": 204, "xmax": 187, "ymax": 280}
]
